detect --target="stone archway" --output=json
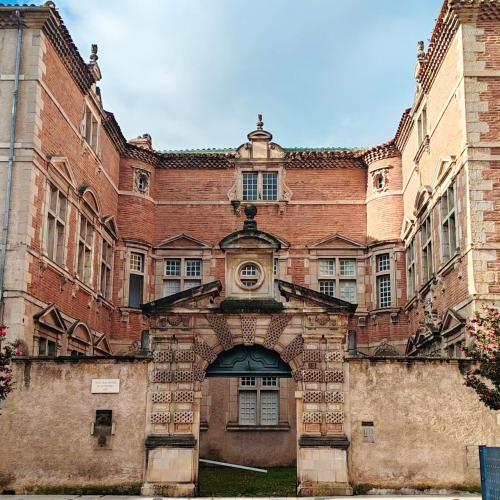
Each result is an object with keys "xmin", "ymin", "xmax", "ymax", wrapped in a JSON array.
[{"xmin": 141, "ymin": 283, "xmax": 354, "ymax": 497}]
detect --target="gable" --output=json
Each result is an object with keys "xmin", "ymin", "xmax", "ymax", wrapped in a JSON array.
[
  {"xmin": 102, "ymin": 215, "xmax": 119, "ymax": 239},
  {"xmin": 219, "ymin": 229, "xmax": 287, "ymax": 250},
  {"xmin": 94, "ymin": 334, "xmax": 112, "ymax": 354},
  {"xmin": 157, "ymin": 233, "xmax": 212, "ymax": 249},
  {"xmin": 308, "ymin": 233, "xmax": 366, "ymax": 250},
  {"xmin": 48, "ymin": 157, "xmax": 77, "ymax": 188},
  {"xmin": 433, "ymin": 156, "xmax": 456, "ymax": 188},
  {"xmin": 33, "ymin": 304, "xmax": 66, "ymax": 334},
  {"xmin": 68, "ymin": 321, "xmax": 93, "ymax": 345}
]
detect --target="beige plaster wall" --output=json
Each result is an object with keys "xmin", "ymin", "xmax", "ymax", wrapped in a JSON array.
[
  {"xmin": 347, "ymin": 359, "xmax": 500, "ymax": 489},
  {"xmin": 0, "ymin": 358, "xmax": 149, "ymax": 493}
]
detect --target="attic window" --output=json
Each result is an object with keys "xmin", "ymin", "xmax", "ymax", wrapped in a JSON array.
[
  {"xmin": 237, "ymin": 262, "xmax": 264, "ymax": 290},
  {"xmin": 135, "ymin": 169, "xmax": 150, "ymax": 194}
]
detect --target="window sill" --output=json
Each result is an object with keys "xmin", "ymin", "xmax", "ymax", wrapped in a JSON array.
[
  {"xmin": 436, "ymin": 252, "xmax": 460, "ymax": 277},
  {"xmin": 369, "ymin": 306, "xmax": 401, "ymax": 315},
  {"xmin": 226, "ymin": 423, "xmax": 290, "ymax": 432}
]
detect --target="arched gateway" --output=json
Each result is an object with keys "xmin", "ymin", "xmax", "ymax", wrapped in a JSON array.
[{"xmin": 141, "ymin": 207, "xmax": 356, "ymax": 496}]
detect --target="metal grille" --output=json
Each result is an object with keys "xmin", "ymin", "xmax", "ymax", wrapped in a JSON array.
[
  {"xmin": 242, "ymin": 172, "xmax": 258, "ymax": 201},
  {"xmin": 480, "ymin": 446, "xmax": 500, "ymax": 500},
  {"xmin": 262, "ymin": 172, "xmax": 278, "ymax": 200},
  {"xmin": 239, "ymin": 391, "xmax": 257, "ymax": 425},
  {"xmin": 260, "ymin": 391, "xmax": 279, "ymax": 425}
]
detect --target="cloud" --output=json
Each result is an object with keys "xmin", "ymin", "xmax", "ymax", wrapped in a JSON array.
[{"xmin": 48, "ymin": 0, "xmax": 441, "ymax": 149}]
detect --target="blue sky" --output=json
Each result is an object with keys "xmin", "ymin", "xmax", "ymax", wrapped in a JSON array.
[{"xmin": 19, "ymin": 0, "xmax": 442, "ymax": 150}]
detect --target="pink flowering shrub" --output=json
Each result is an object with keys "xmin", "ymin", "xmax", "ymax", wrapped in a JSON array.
[
  {"xmin": 463, "ymin": 305, "xmax": 500, "ymax": 410},
  {"xmin": 0, "ymin": 324, "xmax": 15, "ymax": 401}
]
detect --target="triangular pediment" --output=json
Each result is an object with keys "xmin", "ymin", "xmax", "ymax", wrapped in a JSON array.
[
  {"xmin": 33, "ymin": 304, "xmax": 66, "ymax": 334},
  {"xmin": 401, "ymin": 216, "xmax": 415, "ymax": 240},
  {"xmin": 67, "ymin": 321, "xmax": 93, "ymax": 345},
  {"xmin": 142, "ymin": 281, "xmax": 222, "ymax": 315},
  {"xmin": 308, "ymin": 233, "xmax": 366, "ymax": 250},
  {"xmin": 441, "ymin": 308, "xmax": 465, "ymax": 335},
  {"xmin": 48, "ymin": 157, "xmax": 77, "ymax": 188},
  {"xmin": 157, "ymin": 233, "xmax": 212, "ymax": 250},
  {"xmin": 102, "ymin": 215, "xmax": 118, "ymax": 240},
  {"xmin": 414, "ymin": 185, "xmax": 432, "ymax": 217},
  {"xmin": 433, "ymin": 156, "xmax": 456, "ymax": 188},
  {"xmin": 94, "ymin": 334, "xmax": 112, "ymax": 354}
]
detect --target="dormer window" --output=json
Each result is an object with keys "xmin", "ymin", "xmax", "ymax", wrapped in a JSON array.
[
  {"xmin": 237, "ymin": 262, "xmax": 264, "ymax": 290},
  {"xmin": 242, "ymin": 172, "xmax": 278, "ymax": 201}
]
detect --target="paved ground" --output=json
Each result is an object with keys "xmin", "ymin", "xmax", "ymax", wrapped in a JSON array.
[{"xmin": 0, "ymin": 496, "xmax": 483, "ymax": 499}]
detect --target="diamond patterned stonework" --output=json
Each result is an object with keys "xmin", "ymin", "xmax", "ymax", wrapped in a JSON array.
[
  {"xmin": 324, "ymin": 369, "xmax": 344, "ymax": 383},
  {"xmin": 206, "ymin": 314, "xmax": 234, "ymax": 350},
  {"xmin": 303, "ymin": 391, "xmax": 323, "ymax": 403},
  {"xmin": 174, "ymin": 350, "xmax": 195, "ymax": 363},
  {"xmin": 151, "ymin": 391, "xmax": 171, "ymax": 403},
  {"xmin": 152, "ymin": 370, "xmax": 172, "ymax": 383},
  {"xmin": 173, "ymin": 371, "xmax": 194, "ymax": 383},
  {"xmin": 241, "ymin": 315, "xmax": 257, "ymax": 345},
  {"xmin": 325, "ymin": 351, "xmax": 343, "ymax": 362},
  {"xmin": 303, "ymin": 411, "xmax": 322, "ymax": 424},
  {"xmin": 173, "ymin": 411, "xmax": 194, "ymax": 423},
  {"xmin": 174, "ymin": 391, "xmax": 194, "ymax": 403},
  {"xmin": 325, "ymin": 391, "xmax": 344, "ymax": 403},
  {"xmin": 281, "ymin": 335, "xmax": 304, "ymax": 363},
  {"xmin": 302, "ymin": 369, "xmax": 323, "ymax": 382},
  {"xmin": 264, "ymin": 314, "xmax": 291, "ymax": 349},
  {"xmin": 194, "ymin": 337, "xmax": 217, "ymax": 364},
  {"xmin": 153, "ymin": 350, "xmax": 173, "ymax": 363},
  {"xmin": 325, "ymin": 411, "xmax": 344, "ymax": 424},
  {"xmin": 151, "ymin": 412, "xmax": 171, "ymax": 424},
  {"xmin": 303, "ymin": 350, "xmax": 322, "ymax": 362}
]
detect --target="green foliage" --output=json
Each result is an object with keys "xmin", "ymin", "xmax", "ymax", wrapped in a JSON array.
[{"xmin": 463, "ymin": 305, "xmax": 500, "ymax": 410}]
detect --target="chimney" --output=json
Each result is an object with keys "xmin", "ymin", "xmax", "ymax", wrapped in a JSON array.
[{"xmin": 129, "ymin": 133, "xmax": 152, "ymax": 150}]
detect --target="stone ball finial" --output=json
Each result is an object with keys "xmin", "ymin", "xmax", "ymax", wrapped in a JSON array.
[
  {"xmin": 244, "ymin": 204, "xmax": 257, "ymax": 220},
  {"xmin": 417, "ymin": 40, "xmax": 426, "ymax": 62},
  {"xmin": 257, "ymin": 114, "xmax": 264, "ymax": 130},
  {"xmin": 44, "ymin": 1, "xmax": 56, "ymax": 8}
]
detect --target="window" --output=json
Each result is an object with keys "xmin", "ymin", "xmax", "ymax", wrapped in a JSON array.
[
  {"xmin": 417, "ymin": 105, "xmax": 427, "ymax": 147},
  {"xmin": 441, "ymin": 182, "xmax": 457, "ymax": 262},
  {"xmin": 84, "ymin": 105, "xmax": 99, "ymax": 152},
  {"xmin": 318, "ymin": 258, "xmax": 357, "ymax": 303},
  {"xmin": 237, "ymin": 262, "xmax": 263, "ymax": 289},
  {"xmin": 164, "ymin": 258, "xmax": 202, "ymax": 296},
  {"xmin": 421, "ymin": 215, "xmax": 433, "ymax": 283},
  {"xmin": 362, "ymin": 421, "xmax": 375, "ymax": 443},
  {"xmin": 135, "ymin": 170, "xmax": 150, "ymax": 194},
  {"xmin": 129, "ymin": 252, "xmax": 145, "ymax": 308},
  {"xmin": 238, "ymin": 377, "xmax": 279, "ymax": 426},
  {"xmin": 45, "ymin": 183, "xmax": 67, "ymax": 266},
  {"xmin": 242, "ymin": 171, "xmax": 278, "ymax": 201},
  {"xmin": 376, "ymin": 253, "xmax": 392, "ymax": 308},
  {"xmin": 77, "ymin": 214, "xmax": 93, "ymax": 285},
  {"xmin": 38, "ymin": 337, "xmax": 57, "ymax": 356},
  {"xmin": 407, "ymin": 239, "xmax": 417, "ymax": 298},
  {"xmin": 100, "ymin": 239, "xmax": 113, "ymax": 300}
]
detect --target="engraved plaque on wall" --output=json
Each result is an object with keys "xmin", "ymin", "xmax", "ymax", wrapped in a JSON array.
[{"xmin": 91, "ymin": 379, "xmax": 120, "ymax": 394}]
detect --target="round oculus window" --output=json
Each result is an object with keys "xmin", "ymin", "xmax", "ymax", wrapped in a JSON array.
[{"xmin": 237, "ymin": 261, "xmax": 264, "ymax": 290}]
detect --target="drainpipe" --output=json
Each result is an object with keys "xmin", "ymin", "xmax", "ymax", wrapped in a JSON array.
[{"xmin": 0, "ymin": 10, "xmax": 23, "ymax": 318}]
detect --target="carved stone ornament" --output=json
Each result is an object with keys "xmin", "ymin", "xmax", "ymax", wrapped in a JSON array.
[
  {"xmin": 166, "ymin": 314, "xmax": 183, "ymax": 327},
  {"xmin": 134, "ymin": 169, "xmax": 150, "ymax": 194},
  {"xmin": 372, "ymin": 168, "xmax": 389, "ymax": 193}
]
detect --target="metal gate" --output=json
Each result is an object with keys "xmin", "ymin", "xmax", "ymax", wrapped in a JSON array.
[{"xmin": 479, "ymin": 446, "xmax": 500, "ymax": 500}]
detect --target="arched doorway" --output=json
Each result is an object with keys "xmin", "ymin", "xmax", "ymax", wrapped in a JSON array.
[{"xmin": 199, "ymin": 345, "xmax": 296, "ymax": 496}]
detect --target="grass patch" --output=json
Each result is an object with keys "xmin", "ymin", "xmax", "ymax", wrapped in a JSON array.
[{"xmin": 198, "ymin": 464, "xmax": 296, "ymax": 497}]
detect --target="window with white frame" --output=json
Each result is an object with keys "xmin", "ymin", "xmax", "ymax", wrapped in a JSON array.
[
  {"xmin": 238, "ymin": 376, "xmax": 279, "ymax": 426},
  {"xmin": 441, "ymin": 182, "xmax": 458, "ymax": 262},
  {"xmin": 163, "ymin": 258, "xmax": 202, "ymax": 296},
  {"xmin": 100, "ymin": 239, "xmax": 113, "ymax": 300},
  {"xmin": 45, "ymin": 182, "xmax": 67, "ymax": 266},
  {"xmin": 77, "ymin": 214, "xmax": 93, "ymax": 285},
  {"xmin": 416, "ymin": 105, "xmax": 427, "ymax": 148},
  {"xmin": 375, "ymin": 253, "xmax": 392, "ymax": 308},
  {"xmin": 129, "ymin": 251, "xmax": 145, "ymax": 308},
  {"xmin": 421, "ymin": 215, "xmax": 433, "ymax": 283},
  {"xmin": 407, "ymin": 238, "xmax": 416, "ymax": 298},
  {"xmin": 318, "ymin": 258, "xmax": 357, "ymax": 303},
  {"xmin": 84, "ymin": 105, "xmax": 99, "ymax": 152},
  {"xmin": 242, "ymin": 171, "xmax": 278, "ymax": 201}
]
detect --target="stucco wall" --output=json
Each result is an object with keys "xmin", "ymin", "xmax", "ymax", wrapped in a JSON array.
[
  {"xmin": 0, "ymin": 358, "xmax": 149, "ymax": 493},
  {"xmin": 347, "ymin": 359, "xmax": 500, "ymax": 489}
]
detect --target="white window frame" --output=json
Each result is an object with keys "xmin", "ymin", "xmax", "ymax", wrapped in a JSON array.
[
  {"xmin": 76, "ymin": 213, "xmax": 94, "ymax": 286},
  {"xmin": 421, "ymin": 214, "xmax": 433, "ymax": 284},
  {"xmin": 163, "ymin": 257, "xmax": 203, "ymax": 296},
  {"xmin": 238, "ymin": 376, "xmax": 279, "ymax": 426},
  {"xmin": 44, "ymin": 181, "xmax": 68, "ymax": 267},
  {"xmin": 128, "ymin": 251, "xmax": 146, "ymax": 308},
  {"xmin": 99, "ymin": 237, "xmax": 114, "ymax": 301},
  {"xmin": 317, "ymin": 257, "xmax": 357, "ymax": 302},
  {"xmin": 440, "ymin": 181, "xmax": 458, "ymax": 263},
  {"xmin": 375, "ymin": 253, "xmax": 392, "ymax": 309},
  {"xmin": 241, "ymin": 170, "xmax": 279, "ymax": 201},
  {"xmin": 406, "ymin": 238, "xmax": 417, "ymax": 298}
]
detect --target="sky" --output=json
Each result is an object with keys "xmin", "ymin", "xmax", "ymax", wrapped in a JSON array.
[{"xmin": 17, "ymin": 0, "xmax": 442, "ymax": 150}]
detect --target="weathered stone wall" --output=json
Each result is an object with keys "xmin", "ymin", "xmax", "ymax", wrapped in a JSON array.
[
  {"xmin": 0, "ymin": 358, "xmax": 149, "ymax": 494},
  {"xmin": 347, "ymin": 358, "xmax": 500, "ymax": 490}
]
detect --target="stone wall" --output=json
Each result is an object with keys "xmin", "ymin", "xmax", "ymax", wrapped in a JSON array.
[
  {"xmin": 0, "ymin": 358, "xmax": 149, "ymax": 494},
  {"xmin": 347, "ymin": 358, "xmax": 500, "ymax": 490}
]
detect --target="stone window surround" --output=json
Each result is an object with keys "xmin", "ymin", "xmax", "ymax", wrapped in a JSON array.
[
  {"xmin": 370, "ymin": 165, "xmax": 392, "ymax": 194},
  {"xmin": 99, "ymin": 236, "xmax": 114, "ymax": 301},
  {"xmin": 438, "ymin": 180, "xmax": 460, "ymax": 265},
  {"xmin": 420, "ymin": 213, "xmax": 434, "ymax": 286},
  {"xmin": 163, "ymin": 256, "xmax": 203, "ymax": 296},
  {"xmin": 123, "ymin": 243, "xmax": 150, "ymax": 308},
  {"xmin": 81, "ymin": 99, "xmax": 101, "ymax": 157},
  {"xmin": 373, "ymin": 250, "xmax": 394, "ymax": 309},
  {"xmin": 133, "ymin": 167, "xmax": 151, "ymax": 195},
  {"xmin": 406, "ymin": 237, "xmax": 417, "ymax": 300},
  {"xmin": 237, "ymin": 376, "xmax": 280, "ymax": 426}
]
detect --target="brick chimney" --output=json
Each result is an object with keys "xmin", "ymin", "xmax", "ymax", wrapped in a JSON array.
[{"xmin": 129, "ymin": 133, "xmax": 152, "ymax": 150}]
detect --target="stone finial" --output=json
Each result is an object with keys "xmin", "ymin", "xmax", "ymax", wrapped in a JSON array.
[
  {"xmin": 90, "ymin": 44, "xmax": 98, "ymax": 63},
  {"xmin": 417, "ymin": 40, "xmax": 426, "ymax": 62},
  {"xmin": 44, "ymin": 1, "xmax": 56, "ymax": 8},
  {"xmin": 128, "ymin": 133, "xmax": 153, "ymax": 150},
  {"xmin": 243, "ymin": 204, "xmax": 257, "ymax": 231},
  {"xmin": 257, "ymin": 114, "xmax": 264, "ymax": 130},
  {"xmin": 88, "ymin": 43, "xmax": 102, "ymax": 81}
]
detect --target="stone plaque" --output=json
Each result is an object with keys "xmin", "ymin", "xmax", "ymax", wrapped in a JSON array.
[{"xmin": 91, "ymin": 379, "xmax": 120, "ymax": 394}]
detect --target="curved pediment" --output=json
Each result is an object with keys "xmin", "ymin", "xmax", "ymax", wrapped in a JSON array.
[{"xmin": 219, "ymin": 229, "xmax": 287, "ymax": 250}]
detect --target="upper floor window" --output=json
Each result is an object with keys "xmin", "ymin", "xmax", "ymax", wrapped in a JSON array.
[
  {"xmin": 421, "ymin": 215, "xmax": 433, "ymax": 283},
  {"xmin": 242, "ymin": 171, "xmax": 278, "ymax": 201},
  {"xmin": 441, "ymin": 182, "xmax": 458, "ymax": 262},
  {"xmin": 77, "ymin": 214, "xmax": 94, "ymax": 285},
  {"xmin": 416, "ymin": 105, "xmax": 427, "ymax": 147},
  {"xmin": 239, "ymin": 376, "xmax": 279, "ymax": 426},
  {"xmin": 45, "ymin": 183, "xmax": 67, "ymax": 266},
  {"xmin": 84, "ymin": 105, "xmax": 99, "ymax": 152},
  {"xmin": 129, "ymin": 251, "xmax": 145, "ymax": 308},
  {"xmin": 375, "ymin": 253, "xmax": 391, "ymax": 308},
  {"xmin": 164, "ymin": 258, "xmax": 202, "ymax": 296},
  {"xmin": 100, "ymin": 239, "xmax": 113, "ymax": 300},
  {"xmin": 318, "ymin": 258, "xmax": 357, "ymax": 303},
  {"xmin": 407, "ymin": 239, "xmax": 416, "ymax": 298}
]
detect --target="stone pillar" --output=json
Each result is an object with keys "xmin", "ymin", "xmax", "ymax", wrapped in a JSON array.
[
  {"xmin": 296, "ymin": 314, "xmax": 352, "ymax": 496},
  {"xmin": 141, "ymin": 324, "xmax": 201, "ymax": 497}
]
